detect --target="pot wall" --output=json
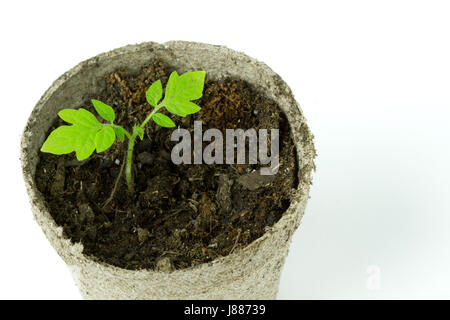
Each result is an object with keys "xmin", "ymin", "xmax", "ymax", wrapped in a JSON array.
[{"xmin": 21, "ymin": 41, "xmax": 315, "ymax": 299}]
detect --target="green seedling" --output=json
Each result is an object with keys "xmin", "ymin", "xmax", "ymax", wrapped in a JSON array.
[{"xmin": 41, "ymin": 71, "xmax": 206, "ymax": 193}]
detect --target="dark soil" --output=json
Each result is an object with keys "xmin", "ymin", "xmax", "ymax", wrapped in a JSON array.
[{"xmin": 35, "ymin": 61, "xmax": 299, "ymax": 271}]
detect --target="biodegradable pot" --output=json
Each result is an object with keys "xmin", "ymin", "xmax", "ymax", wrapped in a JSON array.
[{"xmin": 21, "ymin": 41, "xmax": 315, "ymax": 299}]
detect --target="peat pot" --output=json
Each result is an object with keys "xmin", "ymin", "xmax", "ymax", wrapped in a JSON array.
[{"xmin": 21, "ymin": 41, "xmax": 315, "ymax": 299}]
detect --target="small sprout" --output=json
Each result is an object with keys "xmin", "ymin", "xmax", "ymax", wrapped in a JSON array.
[
  {"xmin": 133, "ymin": 125, "xmax": 145, "ymax": 140},
  {"xmin": 41, "ymin": 71, "xmax": 206, "ymax": 193}
]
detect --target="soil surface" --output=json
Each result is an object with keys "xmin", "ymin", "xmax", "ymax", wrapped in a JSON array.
[{"xmin": 35, "ymin": 61, "xmax": 299, "ymax": 270}]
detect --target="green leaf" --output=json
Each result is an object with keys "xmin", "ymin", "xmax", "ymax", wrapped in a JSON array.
[
  {"xmin": 92, "ymin": 100, "xmax": 115, "ymax": 122},
  {"xmin": 146, "ymin": 80, "xmax": 162, "ymax": 107},
  {"xmin": 165, "ymin": 100, "xmax": 201, "ymax": 116},
  {"xmin": 58, "ymin": 109, "xmax": 78, "ymax": 124},
  {"xmin": 177, "ymin": 71, "xmax": 206, "ymax": 100},
  {"xmin": 74, "ymin": 125, "xmax": 97, "ymax": 160},
  {"xmin": 163, "ymin": 70, "xmax": 205, "ymax": 103},
  {"xmin": 164, "ymin": 104, "xmax": 188, "ymax": 117},
  {"xmin": 41, "ymin": 123, "xmax": 100, "ymax": 160},
  {"xmin": 165, "ymin": 71, "xmax": 179, "ymax": 99},
  {"xmin": 134, "ymin": 125, "xmax": 144, "ymax": 140},
  {"xmin": 152, "ymin": 113, "xmax": 176, "ymax": 128},
  {"xmin": 95, "ymin": 126, "xmax": 116, "ymax": 153},
  {"xmin": 41, "ymin": 126, "xmax": 77, "ymax": 155},
  {"xmin": 162, "ymin": 71, "xmax": 205, "ymax": 117},
  {"xmin": 75, "ymin": 108, "xmax": 101, "ymax": 129},
  {"xmin": 113, "ymin": 126, "xmax": 125, "ymax": 142}
]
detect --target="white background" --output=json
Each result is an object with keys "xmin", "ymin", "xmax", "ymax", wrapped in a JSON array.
[{"xmin": 0, "ymin": 0, "xmax": 449, "ymax": 299}]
